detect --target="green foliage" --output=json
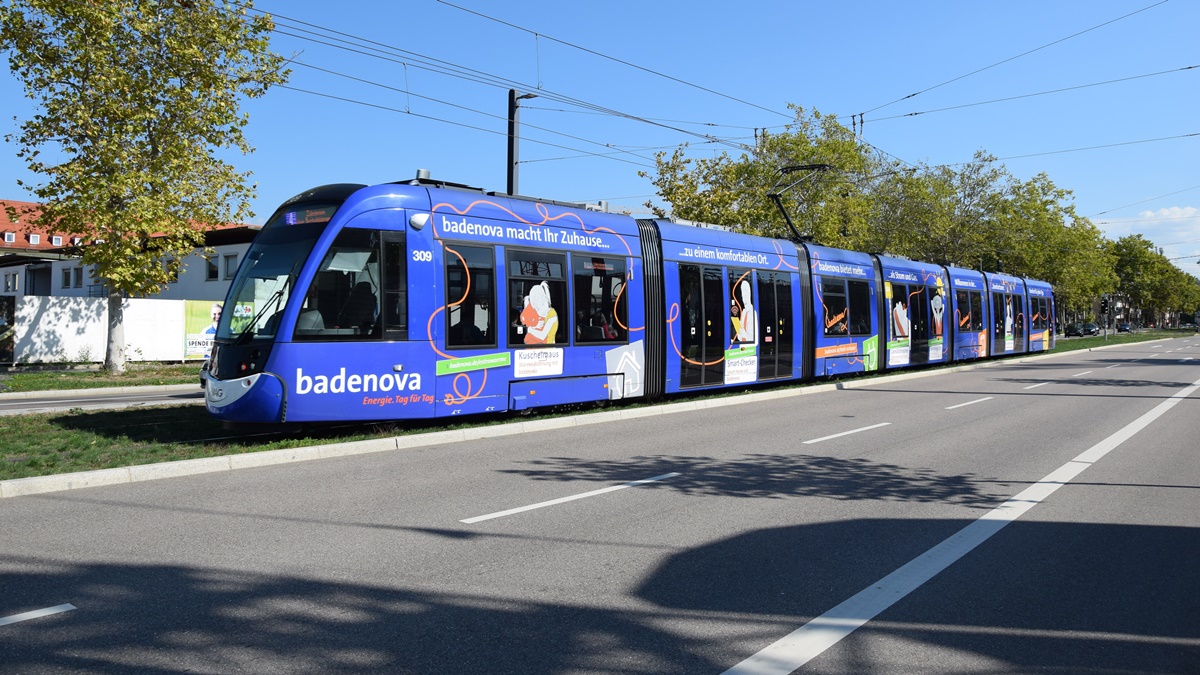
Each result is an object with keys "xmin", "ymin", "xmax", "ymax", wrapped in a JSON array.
[
  {"xmin": 641, "ymin": 104, "xmax": 1200, "ymax": 320},
  {"xmin": 1107, "ymin": 235, "xmax": 1200, "ymax": 324},
  {"xmin": 0, "ymin": 0, "xmax": 288, "ymax": 369}
]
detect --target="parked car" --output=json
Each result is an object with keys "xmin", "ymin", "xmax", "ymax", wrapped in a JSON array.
[
  {"xmin": 1065, "ymin": 323, "xmax": 1082, "ymax": 337},
  {"xmin": 1116, "ymin": 323, "xmax": 1133, "ymax": 333},
  {"xmin": 1080, "ymin": 323, "xmax": 1100, "ymax": 336},
  {"xmin": 1182, "ymin": 322, "xmax": 1198, "ymax": 331}
]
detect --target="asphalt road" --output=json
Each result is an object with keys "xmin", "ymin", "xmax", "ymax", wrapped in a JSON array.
[
  {"xmin": 0, "ymin": 384, "xmax": 202, "ymax": 416},
  {"xmin": 1, "ymin": 338, "xmax": 1198, "ymax": 674}
]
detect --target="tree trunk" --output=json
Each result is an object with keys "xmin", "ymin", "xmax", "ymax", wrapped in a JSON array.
[{"xmin": 104, "ymin": 291, "xmax": 126, "ymax": 374}]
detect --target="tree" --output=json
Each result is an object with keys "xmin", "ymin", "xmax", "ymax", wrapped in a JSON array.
[
  {"xmin": 0, "ymin": 0, "xmax": 287, "ymax": 372},
  {"xmin": 642, "ymin": 113, "xmax": 1124, "ymax": 326},
  {"xmin": 641, "ymin": 106, "xmax": 878, "ymax": 248}
]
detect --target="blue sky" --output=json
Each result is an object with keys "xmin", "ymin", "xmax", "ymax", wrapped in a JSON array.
[{"xmin": 2, "ymin": 0, "xmax": 1197, "ymax": 277}]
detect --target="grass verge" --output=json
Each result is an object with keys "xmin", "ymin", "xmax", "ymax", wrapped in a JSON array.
[{"xmin": 0, "ymin": 404, "xmax": 449, "ymax": 481}]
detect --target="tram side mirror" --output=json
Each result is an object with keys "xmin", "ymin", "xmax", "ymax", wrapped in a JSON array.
[{"xmin": 410, "ymin": 213, "xmax": 430, "ymax": 230}]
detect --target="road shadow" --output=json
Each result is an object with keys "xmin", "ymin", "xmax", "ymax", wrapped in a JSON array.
[
  {"xmin": 498, "ymin": 453, "xmax": 1006, "ymax": 507},
  {"xmin": 638, "ymin": 518, "xmax": 1200, "ymax": 674},
  {"xmin": 3, "ymin": 519, "xmax": 1195, "ymax": 673}
]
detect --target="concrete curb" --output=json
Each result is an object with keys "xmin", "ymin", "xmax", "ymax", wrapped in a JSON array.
[{"xmin": 0, "ymin": 339, "xmax": 1181, "ymax": 499}]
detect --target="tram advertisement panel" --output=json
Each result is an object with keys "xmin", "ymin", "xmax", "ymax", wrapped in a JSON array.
[{"xmin": 809, "ymin": 249, "xmax": 879, "ymax": 376}]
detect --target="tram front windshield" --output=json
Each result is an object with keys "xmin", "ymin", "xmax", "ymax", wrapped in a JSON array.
[{"xmin": 215, "ymin": 203, "xmax": 339, "ymax": 342}]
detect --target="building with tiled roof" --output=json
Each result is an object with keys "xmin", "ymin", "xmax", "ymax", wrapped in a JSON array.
[{"xmin": 1, "ymin": 198, "xmax": 259, "ymax": 300}]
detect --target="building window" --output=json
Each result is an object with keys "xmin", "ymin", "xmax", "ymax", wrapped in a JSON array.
[
  {"xmin": 73, "ymin": 267, "xmax": 83, "ymax": 288},
  {"xmin": 3, "ymin": 232, "xmax": 13, "ymax": 244},
  {"xmin": 62, "ymin": 268, "xmax": 71, "ymax": 289},
  {"xmin": 28, "ymin": 234, "xmax": 40, "ymax": 245},
  {"xmin": 205, "ymin": 257, "xmax": 218, "ymax": 281},
  {"xmin": 3, "ymin": 273, "xmax": 16, "ymax": 292},
  {"xmin": 71, "ymin": 237, "xmax": 82, "ymax": 246},
  {"xmin": 51, "ymin": 236, "xmax": 62, "ymax": 246},
  {"xmin": 223, "ymin": 254, "xmax": 237, "ymax": 279}
]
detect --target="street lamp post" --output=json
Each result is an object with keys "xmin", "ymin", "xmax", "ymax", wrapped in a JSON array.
[{"xmin": 507, "ymin": 89, "xmax": 538, "ymax": 195}]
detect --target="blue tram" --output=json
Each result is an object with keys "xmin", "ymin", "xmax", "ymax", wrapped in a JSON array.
[{"xmin": 203, "ymin": 176, "xmax": 1056, "ymax": 424}]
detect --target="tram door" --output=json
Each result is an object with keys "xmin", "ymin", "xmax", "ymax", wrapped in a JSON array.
[
  {"xmin": 679, "ymin": 264, "xmax": 725, "ymax": 387},
  {"xmin": 909, "ymin": 285, "xmax": 930, "ymax": 365},
  {"xmin": 756, "ymin": 271, "xmax": 794, "ymax": 379}
]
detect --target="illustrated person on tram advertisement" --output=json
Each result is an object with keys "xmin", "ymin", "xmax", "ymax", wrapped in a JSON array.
[
  {"xmin": 892, "ymin": 298, "xmax": 910, "ymax": 339},
  {"xmin": 519, "ymin": 281, "xmax": 558, "ymax": 344},
  {"xmin": 931, "ymin": 292, "xmax": 944, "ymax": 336},
  {"xmin": 730, "ymin": 278, "xmax": 757, "ymax": 344}
]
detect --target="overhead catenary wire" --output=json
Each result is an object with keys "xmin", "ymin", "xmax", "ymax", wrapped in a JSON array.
[
  {"xmin": 861, "ymin": 64, "xmax": 1198, "ymax": 124},
  {"xmin": 291, "ymin": 60, "xmax": 663, "ymax": 165},
  {"xmin": 1090, "ymin": 183, "xmax": 1200, "ymax": 217},
  {"xmin": 258, "ymin": 10, "xmax": 759, "ymax": 154},
  {"xmin": 250, "ymin": 1, "xmax": 1194, "ymax": 202},
  {"xmin": 435, "ymin": 0, "xmax": 792, "ymax": 121},
  {"xmin": 275, "ymin": 84, "xmax": 658, "ymax": 170},
  {"xmin": 251, "ymin": 2, "xmax": 923, "ymax": 169},
  {"xmin": 858, "ymin": 0, "xmax": 1170, "ymax": 116}
]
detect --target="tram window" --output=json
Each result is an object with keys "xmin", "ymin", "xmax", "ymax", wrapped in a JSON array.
[
  {"xmin": 729, "ymin": 268, "xmax": 756, "ymax": 344},
  {"xmin": 968, "ymin": 291, "xmax": 984, "ymax": 331},
  {"xmin": 993, "ymin": 292, "xmax": 1009, "ymax": 344},
  {"xmin": 847, "ymin": 280, "xmax": 872, "ymax": 336},
  {"xmin": 573, "ymin": 256, "xmax": 626, "ymax": 344},
  {"xmin": 956, "ymin": 289, "xmax": 972, "ymax": 331},
  {"xmin": 445, "ymin": 244, "xmax": 495, "ymax": 349},
  {"xmin": 931, "ymin": 287, "xmax": 944, "ymax": 337},
  {"xmin": 382, "ymin": 233, "xmax": 407, "ymax": 339},
  {"xmin": 890, "ymin": 283, "xmax": 909, "ymax": 340},
  {"xmin": 508, "ymin": 249, "xmax": 567, "ymax": 346},
  {"xmin": 295, "ymin": 228, "xmax": 381, "ymax": 341},
  {"xmin": 820, "ymin": 277, "xmax": 849, "ymax": 336},
  {"xmin": 909, "ymin": 285, "xmax": 929, "ymax": 341}
]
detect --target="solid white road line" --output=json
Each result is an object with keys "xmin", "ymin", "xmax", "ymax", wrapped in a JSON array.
[
  {"xmin": 722, "ymin": 374, "xmax": 1200, "ymax": 675},
  {"xmin": 460, "ymin": 473, "xmax": 680, "ymax": 524},
  {"xmin": 0, "ymin": 604, "xmax": 76, "ymax": 627},
  {"xmin": 1073, "ymin": 371, "xmax": 1093, "ymax": 377},
  {"xmin": 801, "ymin": 423, "xmax": 892, "ymax": 445},
  {"xmin": 1105, "ymin": 364, "xmax": 1120, "ymax": 369},
  {"xmin": 1023, "ymin": 382, "xmax": 1050, "ymax": 390},
  {"xmin": 945, "ymin": 397, "xmax": 993, "ymax": 410}
]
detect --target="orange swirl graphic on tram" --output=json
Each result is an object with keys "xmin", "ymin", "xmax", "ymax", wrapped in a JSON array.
[
  {"xmin": 430, "ymin": 198, "xmax": 643, "ymax": 333},
  {"xmin": 430, "ymin": 199, "xmax": 586, "ymax": 234},
  {"xmin": 772, "ymin": 240, "xmax": 799, "ymax": 271}
]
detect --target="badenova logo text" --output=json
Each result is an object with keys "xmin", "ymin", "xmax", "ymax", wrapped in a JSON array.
[{"xmin": 295, "ymin": 368, "xmax": 423, "ymax": 395}]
